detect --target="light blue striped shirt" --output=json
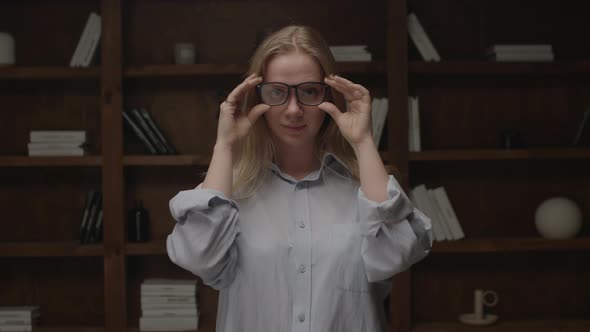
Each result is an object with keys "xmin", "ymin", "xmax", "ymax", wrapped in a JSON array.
[{"xmin": 167, "ymin": 153, "xmax": 432, "ymax": 332}]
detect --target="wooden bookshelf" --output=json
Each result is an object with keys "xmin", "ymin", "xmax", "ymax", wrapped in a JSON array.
[
  {"xmin": 0, "ymin": 66, "xmax": 100, "ymax": 80},
  {"xmin": 431, "ymin": 237, "xmax": 590, "ymax": 253},
  {"xmin": 0, "ymin": 156, "xmax": 102, "ymax": 167},
  {"xmin": 409, "ymin": 148, "xmax": 590, "ymax": 161},
  {"xmin": 413, "ymin": 320, "xmax": 590, "ymax": 332},
  {"xmin": 0, "ymin": 242, "xmax": 104, "ymax": 257}
]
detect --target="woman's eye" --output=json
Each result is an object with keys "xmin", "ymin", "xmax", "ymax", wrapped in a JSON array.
[
  {"xmin": 271, "ymin": 89, "xmax": 285, "ymax": 97},
  {"xmin": 302, "ymin": 88, "xmax": 318, "ymax": 96}
]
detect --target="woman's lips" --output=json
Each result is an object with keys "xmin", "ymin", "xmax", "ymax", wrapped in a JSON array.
[{"xmin": 283, "ymin": 124, "xmax": 306, "ymax": 132}]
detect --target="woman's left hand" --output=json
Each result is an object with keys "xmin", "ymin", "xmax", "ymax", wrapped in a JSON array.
[{"xmin": 319, "ymin": 75, "xmax": 374, "ymax": 148}]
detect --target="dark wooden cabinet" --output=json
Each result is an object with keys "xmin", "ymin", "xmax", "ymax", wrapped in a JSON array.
[{"xmin": 1, "ymin": 0, "xmax": 588, "ymax": 331}]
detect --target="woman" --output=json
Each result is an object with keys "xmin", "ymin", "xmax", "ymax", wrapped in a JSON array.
[{"xmin": 167, "ymin": 25, "xmax": 432, "ymax": 332}]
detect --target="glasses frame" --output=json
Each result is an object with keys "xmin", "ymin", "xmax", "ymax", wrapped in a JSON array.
[{"xmin": 256, "ymin": 81, "xmax": 330, "ymax": 106}]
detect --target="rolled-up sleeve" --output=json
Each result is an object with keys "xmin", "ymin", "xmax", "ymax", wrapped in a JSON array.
[
  {"xmin": 167, "ymin": 187, "xmax": 240, "ymax": 290},
  {"xmin": 358, "ymin": 175, "xmax": 432, "ymax": 282}
]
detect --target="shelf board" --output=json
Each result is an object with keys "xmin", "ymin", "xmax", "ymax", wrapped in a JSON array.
[
  {"xmin": 125, "ymin": 240, "xmax": 167, "ymax": 256},
  {"xmin": 123, "ymin": 155, "xmax": 210, "ymax": 166},
  {"xmin": 124, "ymin": 61, "xmax": 386, "ymax": 78},
  {"xmin": 0, "ymin": 242, "xmax": 104, "ymax": 257},
  {"xmin": 432, "ymin": 237, "xmax": 590, "ymax": 253},
  {"xmin": 20, "ymin": 328, "xmax": 105, "ymax": 332},
  {"xmin": 409, "ymin": 60, "xmax": 590, "ymax": 76},
  {"xmin": 413, "ymin": 320, "xmax": 590, "ymax": 332},
  {"xmin": 0, "ymin": 66, "xmax": 100, "ymax": 80},
  {"xmin": 409, "ymin": 148, "xmax": 590, "ymax": 161},
  {"xmin": 0, "ymin": 156, "xmax": 102, "ymax": 167}
]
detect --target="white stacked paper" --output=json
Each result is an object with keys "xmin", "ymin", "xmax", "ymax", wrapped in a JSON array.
[
  {"xmin": 28, "ymin": 130, "xmax": 86, "ymax": 156},
  {"xmin": 487, "ymin": 44, "xmax": 554, "ymax": 62},
  {"xmin": 329, "ymin": 45, "xmax": 372, "ymax": 62},
  {"xmin": 0, "ymin": 306, "xmax": 40, "ymax": 332},
  {"xmin": 139, "ymin": 278, "xmax": 199, "ymax": 331}
]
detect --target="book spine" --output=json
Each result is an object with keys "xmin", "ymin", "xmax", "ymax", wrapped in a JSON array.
[
  {"xmin": 139, "ymin": 108, "xmax": 176, "ymax": 154},
  {"xmin": 69, "ymin": 12, "xmax": 96, "ymax": 67},
  {"xmin": 29, "ymin": 131, "xmax": 86, "ymax": 142},
  {"xmin": 123, "ymin": 110, "xmax": 158, "ymax": 154},
  {"xmin": 0, "ymin": 326, "xmax": 32, "ymax": 332},
  {"xmin": 28, "ymin": 148, "xmax": 85, "ymax": 156},
  {"xmin": 81, "ymin": 14, "xmax": 101, "ymax": 67},
  {"xmin": 131, "ymin": 108, "xmax": 167, "ymax": 154},
  {"xmin": 407, "ymin": 13, "xmax": 440, "ymax": 61},
  {"xmin": 83, "ymin": 192, "xmax": 102, "ymax": 244}
]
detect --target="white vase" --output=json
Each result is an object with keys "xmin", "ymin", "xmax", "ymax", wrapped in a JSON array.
[
  {"xmin": 535, "ymin": 197, "xmax": 583, "ymax": 239},
  {"xmin": 0, "ymin": 32, "xmax": 15, "ymax": 65}
]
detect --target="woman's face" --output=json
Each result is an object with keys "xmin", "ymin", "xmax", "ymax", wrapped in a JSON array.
[{"xmin": 262, "ymin": 51, "xmax": 327, "ymax": 151}]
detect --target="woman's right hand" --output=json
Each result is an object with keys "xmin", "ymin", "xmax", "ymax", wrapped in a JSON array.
[{"xmin": 216, "ymin": 74, "xmax": 270, "ymax": 148}]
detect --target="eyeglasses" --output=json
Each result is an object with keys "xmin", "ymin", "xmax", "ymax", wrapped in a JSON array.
[{"xmin": 256, "ymin": 82, "xmax": 330, "ymax": 106}]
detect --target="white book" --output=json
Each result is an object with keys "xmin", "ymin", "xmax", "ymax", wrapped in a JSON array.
[
  {"xmin": 141, "ymin": 296, "xmax": 196, "ymax": 305},
  {"xmin": 29, "ymin": 131, "xmax": 86, "ymax": 143},
  {"xmin": 433, "ymin": 187, "xmax": 465, "ymax": 239},
  {"xmin": 141, "ymin": 289, "xmax": 197, "ymax": 296},
  {"xmin": 407, "ymin": 13, "xmax": 441, "ymax": 62},
  {"xmin": 0, "ymin": 325, "xmax": 32, "ymax": 332},
  {"xmin": 487, "ymin": 44, "xmax": 553, "ymax": 54},
  {"xmin": 139, "ymin": 316, "xmax": 198, "ymax": 331},
  {"xmin": 0, "ymin": 317, "xmax": 35, "ymax": 325},
  {"xmin": 141, "ymin": 303, "xmax": 197, "ymax": 311},
  {"xmin": 372, "ymin": 97, "xmax": 388, "ymax": 147},
  {"xmin": 489, "ymin": 53, "xmax": 554, "ymax": 62},
  {"xmin": 428, "ymin": 189, "xmax": 454, "ymax": 240},
  {"xmin": 0, "ymin": 307, "xmax": 39, "ymax": 317},
  {"xmin": 28, "ymin": 148, "xmax": 85, "ymax": 156},
  {"xmin": 70, "ymin": 12, "xmax": 98, "ymax": 67},
  {"xmin": 80, "ymin": 14, "xmax": 102, "ymax": 67},
  {"xmin": 329, "ymin": 45, "xmax": 368, "ymax": 53},
  {"xmin": 142, "ymin": 308, "xmax": 198, "ymax": 317},
  {"xmin": 408, "ymin": 96, "xmax": 421, "ymax": 152},
  {"xmin": 28, "ymin": 142, "xmax": 84, "ymax": 150},
  {"xmin": 141, "ymin": 278, "xmax": 198, "ymax": 292},
  {"xmin": 410, "ymin": 185, "xmax": 445, "ymax": 241},
  {"xmin": 333, "ymin": 53, "xmax": 372, "ymax": 62}
]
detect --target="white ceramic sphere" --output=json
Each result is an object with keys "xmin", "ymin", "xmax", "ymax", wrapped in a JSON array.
[
  {"xmin": 0, "ymin": 32, "xmax": 15, "ymax": 65},
  {"xmin": 535, "ymin": 197, "xmax": 583, "ymax": 239}
]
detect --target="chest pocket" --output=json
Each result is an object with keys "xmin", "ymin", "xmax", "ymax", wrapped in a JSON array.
[{"xmin": 330, "ymin": 223, "xmax": 370, "ymax": 293}]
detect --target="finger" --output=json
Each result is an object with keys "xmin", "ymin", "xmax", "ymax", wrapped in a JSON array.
[
  {"xmin": 328, "ymin": 75, "xmax": 370, "ymax": 99},
  {"xmin": 324, "ymin": 76, "xmax": 355, "ymax": 98},
  {"xmin": 247, "ymin": 103, "xmax": 271, "ymax": 124},
  {"xmin": 226, "ymin": 75, "xmax": 262, "ymax": 104},
  {"xmin": 318, "ymin": 102, "xmax": 342, "ymax": 121}
]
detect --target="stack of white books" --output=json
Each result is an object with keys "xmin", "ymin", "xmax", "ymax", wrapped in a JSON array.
[
  {"xmin": 371, "ymin": 97, "xmax": 389, "ymax": 148},
  {"xmin": 487, "ymin": 44, "xmax": 554, "ymax": 62},
  {"xmin": 329, "ymin": 45, "xmax": 372, "ymax": 62},
  {"xmin": 0, "ymin": 306, "xmax": 39, "ymax": 332},
  {"xmin": 410, "ymin": 184, "xmax": 465, "ymax": 242},
  {"xmin": 139, "ymin": 278, "xmax": 199, "ymax": 331},
  {"xmin": 69, "ymin": 12, "xmax": 102, "ymax": 67},
  {"xmin": 28, "ymin": 130, "xmax": 86, "ymax": 156}
]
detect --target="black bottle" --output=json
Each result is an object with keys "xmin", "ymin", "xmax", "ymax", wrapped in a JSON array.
[{"xmin": 128, "ymin": 200, "xmax": 149, "ymax": 242}]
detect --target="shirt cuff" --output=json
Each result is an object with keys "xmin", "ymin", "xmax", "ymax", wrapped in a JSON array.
[{"xmin": 169, "ymin": 186, "xmax": 238, "ymax": 225}]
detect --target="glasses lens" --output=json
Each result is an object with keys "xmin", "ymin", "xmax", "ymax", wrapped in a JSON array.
[
  {"xmin": 260, "ymin": 83, "xmax": 288, "ymax": 106},
  {"xmin": 296, "ymin": 83, "xmax": 326, "ymax": 106}
]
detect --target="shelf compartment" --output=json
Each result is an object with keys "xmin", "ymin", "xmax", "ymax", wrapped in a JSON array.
[
  {"xmin": 126, "ymin": 241, "xmax": 166, "ymax": 256},
  {"xmin": 0, "ymin": 156, "xmax": 102, "ymax": 167},
  {"xmin": 409, "ymin": 60, "xmax": 590, "ymax": 76},
  {"xmin": 124, "ymin": 62, "xmax": 386, "ymax": 78},
  {"xmin": 123, "ymin": 155, "xmax": 210, "ymax": 166},
  {"xmin": 413, "ymin": 320, "xmax": 590, "ymax": 332},
  {"xmin": 432, "ymin": 237, "xmax": 590, "ymax": 253},
  {"xmin": 0, "ymin": 66, "xmax": 100, "ymax": 80},
  {"xmin": 410, "ymin": 148, "xmax": 590, "ymax": 161},
  {"xmin": 0, "ymin": 242, "xmax": 103, "ymax": 257}
]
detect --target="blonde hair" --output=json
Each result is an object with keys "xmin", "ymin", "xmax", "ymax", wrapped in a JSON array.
[{"xmin": 233, "ymin": 25, "xmax": 359, "ymax": 198}]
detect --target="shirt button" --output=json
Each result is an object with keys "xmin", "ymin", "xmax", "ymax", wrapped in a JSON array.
[
  {"xmin": 298, "ymin": 264, "xmax": 306, "ymax": 273},
  {"xmin": 298, "ymin": 313, "xmax": 306, "ymax": 322},
  {"xmin": 299, "ymin": 222, "xmax": 305, "ymax": 228}
]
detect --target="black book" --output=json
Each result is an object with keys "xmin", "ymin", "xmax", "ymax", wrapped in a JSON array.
[
  {"xmin": 138, "ymin": 107, "xmax": 177, "ymax": 154},
  {"xmin": 79, "ymin": 189, "xmax": 98, "ymax": 243},
  {"xmin": 123, "ymin": 110, "xmax": 158, "ymax": 154},
  {"xmin": 130, "ymin": 108, "xmax": 168, "ymax": 154},
  {"xmin": 83, "ymin": 192, "xmax": 102, "ymax": 244},
  {"xmin": 573, "ymin": 105, "xmax": 590, "ymax": 146},
  {"xmin": 91, "ymin": 209, "xmax": 104, "ymax": 243}
]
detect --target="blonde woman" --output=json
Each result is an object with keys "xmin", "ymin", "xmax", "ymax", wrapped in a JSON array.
[{"xmin": 167, "ymin": 25, "xmax": 432, "ymax": 332}]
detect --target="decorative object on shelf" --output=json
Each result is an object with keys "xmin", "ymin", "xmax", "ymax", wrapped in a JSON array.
[
  {"xmin": 459, "ymin": 289, "xmax": 499, "ymax": 326},
  {"xmin": 0, "ymin": 32, "xmax": 15, "ymax": 65},
  {"xmin": 174, "ymin": 43, "xmax": 196, "ymax": 65},
  {"xmin": 128, "ymin": 200, "xmax": 150, "ymax": 242},
  {"xmin": 500, "ymin": 129, "xmax": 526, "ymax": 149},
  {"xmin": 535, "ymin": 197, "xmax": 583, "ymax": 239}
]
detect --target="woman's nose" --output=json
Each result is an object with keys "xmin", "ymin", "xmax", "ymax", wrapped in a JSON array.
[{"xmin": 284, "ymin": 90, "xmax": 303, "ymax": 116}]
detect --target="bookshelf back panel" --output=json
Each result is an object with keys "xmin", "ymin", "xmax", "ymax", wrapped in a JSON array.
[
  {"xmin": 412, "ymin": 80, "xmax": 590, "ymax": 149},
  {"xmin": 0, "ymin": 0, "xmax": 101, "ymax": 66},
  {"xmin": 122, "ymin": 0, "xmax": 388, "ymax": 65},
  {"xmin": 0, "ymin": 81, "xmax": 101, "ymax": 155},
  {"xmin": 410, "ymin": 160, "xmax": 590, "ymax": 238},
  {"xmin": 124, "ymin": 167, "xmax": 204, "ymax": 242},
  {"xmin": 409, "ymin": 0, "xmax": 590, "ymax": 60},
  {"xmin": 0, "ymin": 168, "xmax": 101, "ymax": 242},
  {"xmin": 126, "ymin": 255, "xmax": 218, "ymax": 328},
  {"xmin": 412, "ymin": 252, "xmax": 590, "ymax": 321},
  {"xmin": 0, "ymin": 257, "xmax": 104, "ymax": 326}
]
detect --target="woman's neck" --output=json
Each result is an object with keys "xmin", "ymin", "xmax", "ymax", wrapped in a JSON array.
[{"xmin": 274, "ymin": 144, "xmax": 321, "ymax": 180}]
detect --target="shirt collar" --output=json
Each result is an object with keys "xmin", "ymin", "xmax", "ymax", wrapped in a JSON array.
[{"xmin": 269, "ymin": 152, "xmax": 352, "ymax": 185}]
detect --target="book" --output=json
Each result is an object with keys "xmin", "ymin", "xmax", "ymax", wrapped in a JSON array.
[
  {"xmin": 141, "ymin": 296, "xmax": 196, "ymax": 305},
  {"xmin": 433, "ymin": 186, "xmax": 465, "ymax": 240},
  {"xmin": 79, "ymin": 189, "xmax": 98, "ymax": 243},
  {"xmin": 28, "ymin": 148, "xmax": 85, "ymax": 156},
  {"xmin": 486, "ymin": 44, "xmax": 553, "ymax": 55},
  {"xmin": 410, "ymin": 185, "xmax": 446, "ymax": 241},
  {"xmin": 141, "ymin": 279, "xmax": 198, "ymax": 293},
  {"xmin": 79, "ymin": 14, "xmax": 102, "ymax": 67},
  {"xmin": 408, "ymin": 96, "xmax": 421, "ymax": 152},
  {"xmin": 371, "ymin": 97, "xmax": 388, "ymax": 147},
  {"xmin": 130, "ymin": 108, "xmax": 167, "ymax": 154},
  {"xmin": 83, "ymin": 192, "xmax": 102, "ymax": 244},
  {"xmin": 29, "ymin": 131, "xmax": 86, "ymax": 143},
  {"xmin": 139, "ymin": 316, "xmax": 198, "ymax": 331},
  {"xmin": 428, "ymin": 188, "xmax": 454, "ymax": 240},
  {"xmin": 138, "ymin": 108, "xmax": 176, "ymax": 154},
  {"xmin": 407, "ymin": 12, "xmax": 440, "ymax": 62},
  {"xmin": 0, "ymin": 307, "xmax": 39, "ymax": 318},
  {"xmin": 123, "ymin": 110, "xmax": 158, "ymax": 154},
  {"xmin": 70, "ymin": 12, "xmax": 99, "ymax": 67},
  {"xmin": 573, "ymin": 105, "xmax": 590, "ymax": 146},
  {"xmin": 0, "ymin": 325, "xmax": 32, "ymax": 332},
  {"xmin": 142, "ymin": 308, "xmax": 198, "ymax": 317},
  {"xmin": 92, "ymin": 209, "xmax": 104, "ymax": 243},
  {"xmin": 28, "ymin": 142, "xmax": 85, "ymax": 150},
  {"xmin": 488, "ymin": 52, "xmax": 554, "ymax": 62}
]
